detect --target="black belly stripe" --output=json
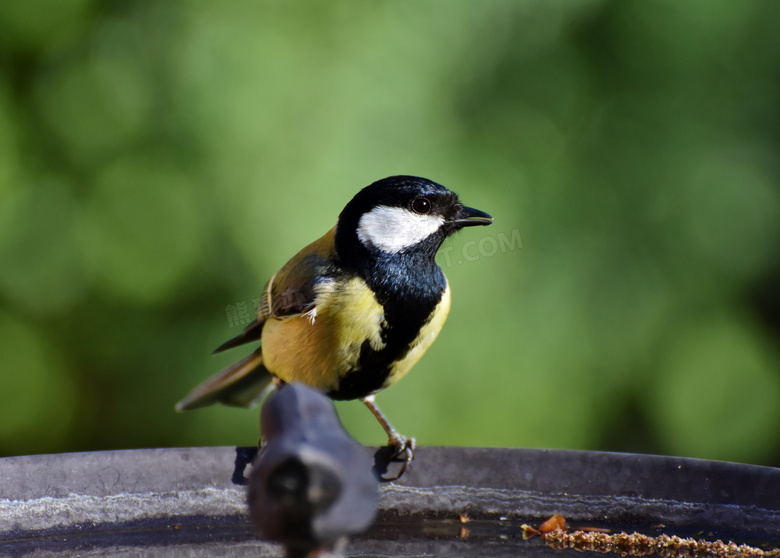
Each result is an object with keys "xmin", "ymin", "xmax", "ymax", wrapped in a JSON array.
[{"xmin": 328, "ymin": 253, "xmax": 447, "ymax": 401}]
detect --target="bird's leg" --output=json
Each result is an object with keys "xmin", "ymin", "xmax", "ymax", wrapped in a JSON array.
[{"xmin": 361, "ymin": 395, "xmax": 415, "ymax": 477}]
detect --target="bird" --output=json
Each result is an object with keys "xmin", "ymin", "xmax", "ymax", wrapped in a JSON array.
[
  {"xmin": 176, "ymin": 175, "xmax": 492, "ymax": 477},
  {"xmin": 248, "ymin": 382, "xmax": 378, "ymax": 557}
]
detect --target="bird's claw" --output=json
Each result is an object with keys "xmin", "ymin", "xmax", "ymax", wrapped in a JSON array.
[{"xmin": 384, "ymin": 435, "xmax": 415, "ymax": 480}]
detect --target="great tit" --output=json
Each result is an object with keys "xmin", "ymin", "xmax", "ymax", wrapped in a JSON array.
[{"xmin": 176, "ymin": 175, "xmax": 492, "ymax": 474}]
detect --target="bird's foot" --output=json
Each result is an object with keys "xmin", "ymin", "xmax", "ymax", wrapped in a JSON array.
[
  {"xmin": 385, "ymin": 434, "xmax": 415, "ymax": 480},
  {"xmin": 361, "ymin": 395, "xmax": 415, "ymax": 481},
  {"xmin": 371, "ymin": 435, "xmax": 415, "ymax": 482}
]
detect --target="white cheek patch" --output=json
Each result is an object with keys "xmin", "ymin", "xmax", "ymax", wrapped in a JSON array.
[{"xmin": 357, "ymin": 205, "xmax": 444, "ymax": 253}]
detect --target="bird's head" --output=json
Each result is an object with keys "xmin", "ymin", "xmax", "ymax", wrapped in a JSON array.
[{"xmin": 335, "ymin": 175, "xmax": 492, "ymax": 264}]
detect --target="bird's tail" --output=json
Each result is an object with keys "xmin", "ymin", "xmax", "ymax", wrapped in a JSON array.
[{"xmin": 175, "ymin": 348, "xmax": 274, "ymax": 411}]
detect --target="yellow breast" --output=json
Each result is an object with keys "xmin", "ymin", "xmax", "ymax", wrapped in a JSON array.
[{"xmin": 260, "ymin": 277, "xmax": 386, "ymax": 393}]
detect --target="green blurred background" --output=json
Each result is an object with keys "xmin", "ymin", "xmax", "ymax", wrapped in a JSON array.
[{"xmin": 1, "ymin": 0, "xmax": 779, "ymax": 466}]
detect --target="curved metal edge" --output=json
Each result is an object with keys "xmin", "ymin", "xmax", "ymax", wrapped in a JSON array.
[{"xmin": 1, "ymin": 446, "xmax": 778, "ymax": 543}]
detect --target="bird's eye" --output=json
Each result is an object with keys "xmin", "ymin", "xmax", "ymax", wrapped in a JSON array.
[{"xmin": 411, "ymin": 197, "xmax": 431, "ymax": 215}]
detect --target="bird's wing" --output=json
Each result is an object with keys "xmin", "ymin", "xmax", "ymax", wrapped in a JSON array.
[
  {"xmin": 175, "ymin": 227, "xmax": 339, "ymax": 412},
  {"xmin": 214, "ymin": 227, "xmax": 337, "ymax": 354},
  {"xmin": 175, "ymin": 348, "xmax": 273, "ymax": 410},
  {"xmin": 212, "ymin": 314, "xmax": 266, "ymax": 354},
  {"xmin": 264, "ymin": 251, "xmax": 330, "ymax": 317}
]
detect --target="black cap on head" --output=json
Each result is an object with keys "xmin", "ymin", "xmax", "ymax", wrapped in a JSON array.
[{"xmin": 340, "ymin": 175, "xmax": 457, "ymax": 219}]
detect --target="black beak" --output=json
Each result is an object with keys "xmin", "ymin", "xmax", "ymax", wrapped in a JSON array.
[{"xmin": 451, "ymin": 205, "xmax": 493, "ymax": 227}]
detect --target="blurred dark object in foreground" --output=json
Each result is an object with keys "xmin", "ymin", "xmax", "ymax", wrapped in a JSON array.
[{"xmin": 248, "ymin": 383, "xmax": 378, "ymax": 558}]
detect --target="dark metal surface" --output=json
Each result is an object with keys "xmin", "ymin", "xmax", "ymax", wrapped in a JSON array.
[
  {"xmin": 249, "ymin": 384, "xmax": 378, "ymax": 555},
  {"xmin": 1, "ymin": 447, "xmax": 779, "ymax": 557}
]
